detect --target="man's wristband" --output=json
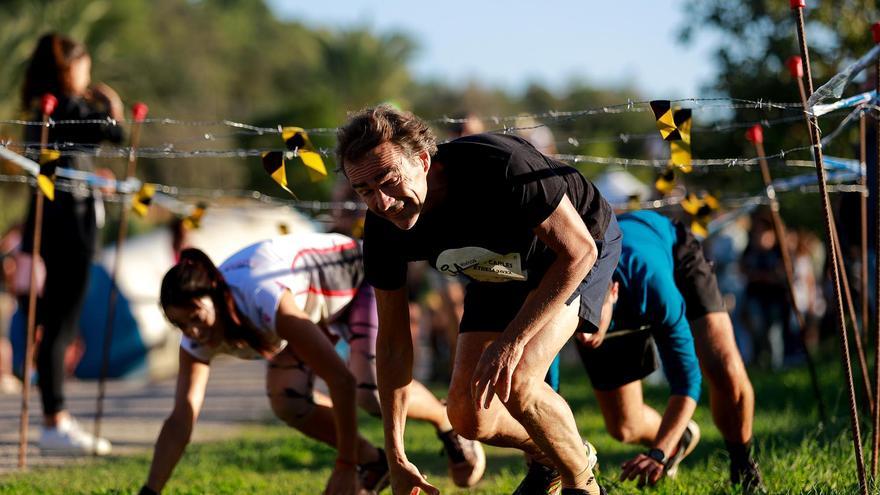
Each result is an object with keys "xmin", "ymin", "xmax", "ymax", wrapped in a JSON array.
[
  {"xmin": 138, "ymin": 486, "xmax": 159, "ymax": 495},
  {"xmin": 645, "ymin": 448, "xmax": 667, "ymax": 465}
]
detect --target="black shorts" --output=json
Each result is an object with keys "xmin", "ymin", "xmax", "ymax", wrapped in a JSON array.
[
  {"xmin": 577, "ymin": 219, "xmax": 723, "ymax": 390},
  {"xmin": 459, "ymin": 216, "xmax": 622, "ymax": 333},
  {"xmin": 576, "ymin": 327, "xmax": 659, "ymax": 391},
  {"xmin": 672, "ymin": 220, "xmax": 726, "ymax": 320}
]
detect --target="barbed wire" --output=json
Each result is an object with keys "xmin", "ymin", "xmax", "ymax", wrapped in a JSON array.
[
  {"xmin": 4, "ymin": 105, "xmax": 860, "ymax": 152},
  {"xmin": 0, "ymin": 141, "xmax": 827, "ymax": 169},
  {"xmin": 0, "ymin": 97, "xmax": 808, "ymax": 137},
  {"xmin": 0, "ymin": 167, "xmax": 861, "ymax": 218}
]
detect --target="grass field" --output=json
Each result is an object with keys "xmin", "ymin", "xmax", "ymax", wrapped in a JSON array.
[{"xmin": 0, "ymin": 351, "xmax": 875, "ymax": 494}]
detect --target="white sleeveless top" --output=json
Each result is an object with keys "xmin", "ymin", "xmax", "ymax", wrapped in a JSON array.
[{"xmin": 180, "ymin": 233, "xmax": 364, "ymax": 362}]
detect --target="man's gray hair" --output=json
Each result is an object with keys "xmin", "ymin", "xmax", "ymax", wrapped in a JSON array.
[{"xmin": 336, "ymin": 104, "xmax": 438, "ymax": 176}]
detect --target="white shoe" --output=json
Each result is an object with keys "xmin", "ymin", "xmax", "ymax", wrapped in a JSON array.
[
  {"xmin": 0, "ymin": 374, "xmax": 21, "ymax": 394},
  {"xmin": 39, "ymin": 417, "xmax": 112, "ymax": 456}
]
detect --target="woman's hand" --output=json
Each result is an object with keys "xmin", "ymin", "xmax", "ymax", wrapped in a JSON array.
[
  {"xmin": 89, "ymin": 82, "xmax": 124, "ymax": 122},
  {"xmin": 93, "ymin": 167, "xmax": 116, "ymax": 194},
  {"xmin": 324, "ymin": 463, "xmax": 359, "ymax": 495},
  {"xmin": 389, "ymin": 458, "xmax": 438, "ymax": 495},
  {"xmin": 472, "ymin": 337, "xmax": 525, "ymax": 409}
]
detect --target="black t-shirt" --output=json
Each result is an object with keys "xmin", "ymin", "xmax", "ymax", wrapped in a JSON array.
[
  {"xmin": 363, "ymin": 133, "xmax": 612, "ymax": 291},
  {"xmin": 21, "ymin": 95, "xmax": 124, "ymax": 259}
]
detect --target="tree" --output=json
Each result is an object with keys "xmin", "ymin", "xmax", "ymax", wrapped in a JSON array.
[{"xmin": 678, "ymin": 0, "xmax": 879, "ymax": 229}]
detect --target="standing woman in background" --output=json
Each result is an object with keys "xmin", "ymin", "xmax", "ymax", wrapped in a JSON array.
[{"xmin": 18, "ymin": 32, "xmax": 123, "ymax": 455}]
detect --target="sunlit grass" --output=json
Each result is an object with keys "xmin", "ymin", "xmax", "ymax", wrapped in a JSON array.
[{"xmin": 0, "ymin": 353, "xmax": 872, "ymax": 494}]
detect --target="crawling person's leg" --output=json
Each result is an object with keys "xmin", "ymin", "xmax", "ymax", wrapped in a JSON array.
[
  {"xmin": 265, "ymin": 348, "xmax": 380, "ymax": 464},
  {"xmin": 345, "ymin": 283, "xmax": 485, "ymax": 487}
]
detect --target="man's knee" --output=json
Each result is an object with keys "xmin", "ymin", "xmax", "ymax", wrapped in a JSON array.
[
  {"xmin": 446, "ymin": 383, "xmax": 478, "ymax": 438},
  {"xmin": 446, "ymin": 383, "xmax": 498, "ymax": 441},
  {"xmin": 502, "ymin": 372, "xmax": 543, "ymax": 417}
]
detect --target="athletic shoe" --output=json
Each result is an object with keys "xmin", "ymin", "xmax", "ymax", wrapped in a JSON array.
[
  {"xmin": 731, "ymin": 458, "xmax": 767, "ymax": 495},
  {"xmin": 437, "ymin": 429, "xmax": 486, "ymax": 487},
  {"xmin": 359, "ymin": 447, "xmax": 390, "ymax": 494},
  {"xmin": 512, "ymin": 460, "xmax": 562, "ymax": 495},
  {"xmin": 664, "ymin": 419, "xmax": 701, "ymax": 478},
  {"xmin": 512, "ymin": 441, "xmax": 599, "ymax": 495},
  {"xmin": 39, "ymin": 417, "xmax": 111, "ymax": 456},
  {"xmin": 0, "ymin": 374, "xmax": 21, "ymax": 394},
  {"xmin": 560, "ymin": 487, "xmax": 607, "ymax": 495}
]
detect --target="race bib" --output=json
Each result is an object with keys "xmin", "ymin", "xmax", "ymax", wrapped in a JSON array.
[{"xmin": 436, "ymin": 247, "xmax": 527, "ymax": 283}]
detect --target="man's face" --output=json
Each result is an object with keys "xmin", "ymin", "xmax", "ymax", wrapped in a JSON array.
[{"xmin": 346, "ymin": 142, "xmax": 429, "ymax": 231}]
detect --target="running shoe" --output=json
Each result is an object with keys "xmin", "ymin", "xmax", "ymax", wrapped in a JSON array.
[
  {"xmin": 512, "ymin": 441, "xmax": 598, "ymax": 495},
  {"xmin": 664, "ymin": 419, "xmax": 701, "ymax": 478},
  {"xmin": 39, "ymin": 416, "xmax": 111, "ymax": 456},
  {"xmin": 512, "ymin": 460, "xmax": 562, "ymax": 495},
  {"xmin": 731, "ymin": 458, "xmax": 767, "ymax": 495},
  {"xmin": 560, "ymin": 487, "xmax": 607, "ymax": 495},
  {"xmin": 359, "ymin": 447, "xmax": 390, "ymax": 494},
  {"xmin": 437, "ymin": 429, "xmax": 486, "ymax": 487}
]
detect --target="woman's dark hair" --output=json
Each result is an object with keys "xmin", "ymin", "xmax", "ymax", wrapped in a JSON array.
[
  {"xmin": 160, "ymin": 248, "xmax": 277, "ymax": 357},
  {"xmin": 21, "ymin": 33, "xmax": 88, "ymax": 110}
]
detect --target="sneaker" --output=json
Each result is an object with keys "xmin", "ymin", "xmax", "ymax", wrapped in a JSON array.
[
  {"xmin": 0, "ymin": 374, "xmax": 21, "ymax": 394},
  {"xmin": 664, "ymin": 420, "xmax": 701, "ymax": 478},
  {"xmin": 359, "ymin": 447, "xmax": 390, "ymax": 494},
  {"xmin": 561, "ymin": 487, "xmax": 607, "ymax": 495},
  {"xmin": 731, "ymin": 458, "xmax": 767, "ymax": 495},
  {"xmin": 39, "ymin": 417, "xmax": 111, "ymax": 456},
  {"xmin": 512, "ymin": 460, "xmax": 562, "ymax": 495},
  {"xmin": 513, "ymin": 441, "xmax": 599, "ymax": 495},
  {"xmin": 437, "ymin": 429, "xmax": 486, "ymax": 487}
]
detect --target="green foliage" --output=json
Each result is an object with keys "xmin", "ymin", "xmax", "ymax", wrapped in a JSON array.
[
  {"xmin": 0, "ymin": 0, "xmax": 663, "ymax": 211},
  {"xmin": 679, "ymin": 0, "xmax": 880, "ymax": 170}
]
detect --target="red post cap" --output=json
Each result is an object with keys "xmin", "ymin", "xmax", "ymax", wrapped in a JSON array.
[
  {"xmin": 132, "ymin": 102, "xmax": 149, "ymax": 122},
  {"xmin": 872, "ymin": 22, "xmax": 880, "ymax": 44},
  {"xmin": 41, "ymin": 93, "xmax": 58, "ymax": 116},
  {"xmin": 790, "ymin": 0, "xmax": 805, "ymax": 9},
  {"xmin": 746, "ymin": 124, "xmax": 764, "ymax": 144},
  {"xmin": 786, "ymin": 56, "xmax": 804, "ymax": 78}
]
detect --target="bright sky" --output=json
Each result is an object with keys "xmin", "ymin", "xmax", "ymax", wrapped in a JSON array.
[{"xmin": 267, "ymin": 0, "xmax": 719, "ymax": 99}]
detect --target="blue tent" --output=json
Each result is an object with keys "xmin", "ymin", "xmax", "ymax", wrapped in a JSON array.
[{"xmin": 11, "ymin": 263, "xmax": 149, "ymax": 379}]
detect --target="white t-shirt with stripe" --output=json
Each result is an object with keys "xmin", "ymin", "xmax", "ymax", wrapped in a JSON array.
[{"xmin": 180, "ymin": 233, "xmax": 364, "ymax": 362}]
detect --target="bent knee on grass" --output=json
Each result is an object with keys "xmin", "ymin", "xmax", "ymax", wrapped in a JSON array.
[{"xmin": 269, "ymin": 392, "xmax": 317, "ymax": 428}]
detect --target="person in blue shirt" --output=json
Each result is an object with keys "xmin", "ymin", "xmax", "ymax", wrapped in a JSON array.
[{"xmin": 576, "ymin": 210, "xmax": 763, "ymax": 492}]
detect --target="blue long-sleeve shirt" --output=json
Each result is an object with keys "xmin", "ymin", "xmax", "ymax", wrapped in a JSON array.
[{"xmin": 612, "ymin": 211, "xmax": 702, "ymax": 401}]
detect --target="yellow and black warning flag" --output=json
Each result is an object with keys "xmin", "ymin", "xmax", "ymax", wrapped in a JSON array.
[
  {"xmin": 655, "ymin": 166, "xmax": 676, "ymax": 195},
  {"xmin": 282, "ymin": 127, "xmax": 327, "ymax": 182},
  {"xmin": 680, "ymin": 192, "xmax": 719, "ymax": 238},
  {"xmin": 38, "ymin": 149, "xmax": 61, "ymax": 201},
  {"xmin": 261, "ymin": 151, "xmax": 294, "ymax": 195},
  {"xmin": 183, "ymin": 202, "xmax": 207, "ymax": 230},
  {"xmin": 626, "ymin": 193, "xmax": 642, "ymax": 211},
  {"xmin": 650, "ymin": 100, "xmax": 692, "ymax": 172},
  {"xmin": 132, "ymin": 183, "xmax": 156, "ymax": 217}
]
